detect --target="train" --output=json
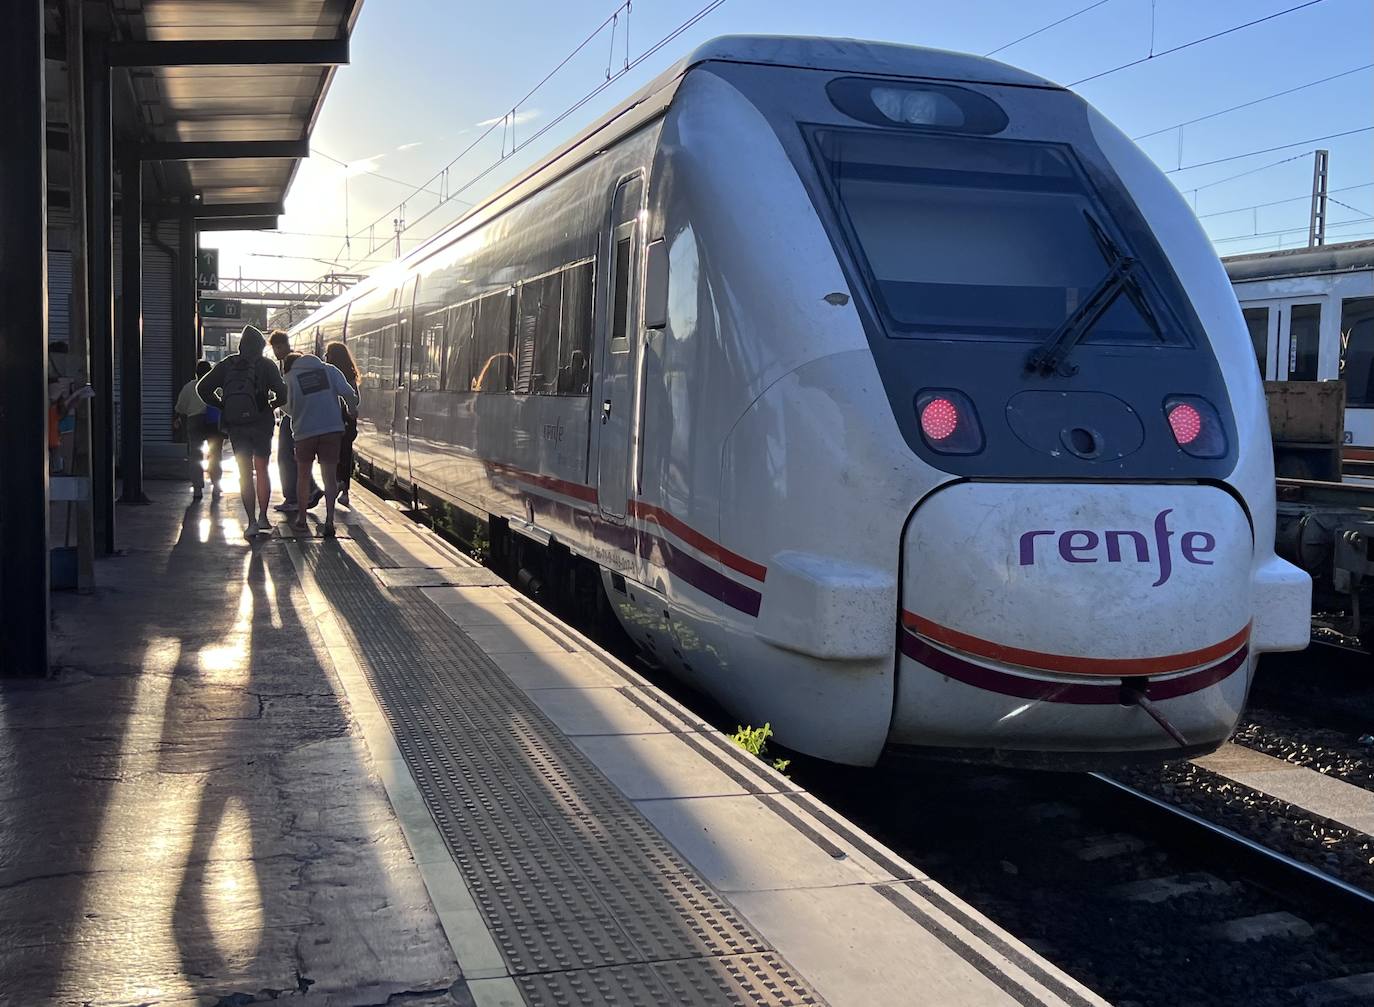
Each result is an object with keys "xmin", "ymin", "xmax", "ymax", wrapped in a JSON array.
[
  {"xmin": 1226, "ymin": 239, "xmax": 1374, "ymax": 455},
  {"xmin": 290, "ymin": 35, "xmax": 1312, "ymax": 767}
]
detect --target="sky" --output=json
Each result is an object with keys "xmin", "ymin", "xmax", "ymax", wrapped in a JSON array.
[{"xmin": 203, "ymin": 0, "xmax": 1374, "ymax": 286}]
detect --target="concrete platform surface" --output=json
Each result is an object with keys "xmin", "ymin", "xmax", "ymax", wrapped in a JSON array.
[
  {"xmin": 295, "ymin": 487, "xmax": 1108, "ymax": 1007},
  {"xmin": 1, "ymin": 481, "xmax": 463, "ymax": 1007},
  {"xmin": 1195, "ymin": 743, "xmax": 1374, "ymax": 835},
  {"xmin": 4, "ymin": 476, "xmax": 1109, "ymax": 1007}
]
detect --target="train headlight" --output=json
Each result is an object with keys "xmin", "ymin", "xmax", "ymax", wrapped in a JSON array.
[
  {"xmin": 916, "ymin": 389, "xmax": 984, "ymax": 454},
  {"xmin": 1164, "ymin": 396, "xmax": 1226, "ymax": 458}
]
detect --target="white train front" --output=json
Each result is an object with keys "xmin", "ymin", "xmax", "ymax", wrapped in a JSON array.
[{"xmin": 290, "ymin": 36, "xmax": 1312, "ymax": 767}]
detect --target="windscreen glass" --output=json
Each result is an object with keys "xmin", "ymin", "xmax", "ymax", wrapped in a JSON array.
[{"xmin": 811, "ymin": 128, "xmax": 1181, "ymax": 346}]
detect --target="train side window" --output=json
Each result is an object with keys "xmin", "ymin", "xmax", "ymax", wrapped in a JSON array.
[
  {"xmin": 1288, "ymin": 303, "xmax": 1320, "ymax": 381},
  {"xmin": 610, "ymin": 235, "xmax": 633, "ymax": 351},
  {"xmin": 472, "ymin": 289, "xmax": 514, "ymax": 393},
  {"xmin": 417, "ymin": 309, "xmax": 445, "ymax": 392},
  {"xmin": 558, "ymin": 260, "xmax": 594, "ymax": 395},
  {"xmin": 445, "ymin": 300, "xmax": 477, "ymax": 392},
  {"xmin": 1242, "ymin": 307, "xmax": 1268, "ymax": 375},
  {"xmin": 515, "ymin": 271, "xmax": 563, "ymax": 395},
  {"xmin": 1340, "ymin": 297, "xmax": 1374, "ymax": 406}
]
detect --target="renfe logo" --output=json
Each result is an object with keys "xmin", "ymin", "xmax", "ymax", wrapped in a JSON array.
[{"xmin": 1018, "ymin": 508, "xmax": 1215, "ymax": 587}]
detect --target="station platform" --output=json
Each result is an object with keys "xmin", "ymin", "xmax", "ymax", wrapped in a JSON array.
[{"xmin": 4, "ymin": 474, "xmax": 1107, "ymax": 1007}]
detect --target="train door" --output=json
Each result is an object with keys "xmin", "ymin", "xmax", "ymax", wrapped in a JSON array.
[
  {"xmin": 595, "ymin": 174, "xmax": 643, "ymax": 520},
  {"xmin": 1242, "ymin": 300, "xmax": 1324, "ymax": 381},
  {"xmin": 392, "ymin": 277, "xmax": 418, "ymax": 489},
  {"xmin": 1242, "ymin": 305, "xmax": 1279, "ymax": 378},
  {"xmin": 1275, "ymin": 300, "xmax": 1324, "ymax": 382}
]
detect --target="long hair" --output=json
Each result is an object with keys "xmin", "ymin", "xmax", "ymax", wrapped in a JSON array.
[{"xmin": 325, "ymin": 340, "xmax": 360, "ymax": 388}]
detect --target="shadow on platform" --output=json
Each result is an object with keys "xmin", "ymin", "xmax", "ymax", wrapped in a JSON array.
[{"xmin": 0, "ymin": 482, "xmax": 458, "ymax": 1006}]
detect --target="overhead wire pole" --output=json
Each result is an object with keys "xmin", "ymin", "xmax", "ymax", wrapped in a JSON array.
[{"xmin": 1309, "ymin": 149, "xmax": 1330, "ymax": 247}]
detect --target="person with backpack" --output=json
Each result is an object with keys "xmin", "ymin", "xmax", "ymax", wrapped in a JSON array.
[
  {"xmin": 197, "ymin": 325, "xmax": 287, "ymax": 538},
  {"xmin": 173, "ymin": 359, "xmax": 223, "ymax": 500},
  {"xmin": 284, "ymin": 350, "xmax": 358, "ymax": 537}
]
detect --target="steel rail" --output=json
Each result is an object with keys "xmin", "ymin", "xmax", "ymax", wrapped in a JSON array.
[{"xmin": 1087, "ymin": 772, "xmax": 1374, "ymax": 929}]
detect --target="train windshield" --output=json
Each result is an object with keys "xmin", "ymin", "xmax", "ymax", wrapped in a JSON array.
[{"xmin": 811, "ymin": 128, "xmax": 1182, "ymax": 345}]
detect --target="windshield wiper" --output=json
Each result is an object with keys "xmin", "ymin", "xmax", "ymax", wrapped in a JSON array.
[
  {"xmin": 1025, "ymin": 212, "xmax": 1163, "ymax": 377},
  {"xmin": 1083, "ymin": 211, "xmax": 1165, "ymax": 343}
]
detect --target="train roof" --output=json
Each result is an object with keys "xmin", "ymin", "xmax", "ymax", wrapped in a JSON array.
[
  {"xmin": 1223, "ymin": 239, "xmax": 1374, "ymax": 282},
  {"xmin": 291, "ymin": 35, "xmax": 1053, "ymax": 333},
  {"xmin": 672, "ymin": 35, "xmax": 1057, "ymax": 89}
]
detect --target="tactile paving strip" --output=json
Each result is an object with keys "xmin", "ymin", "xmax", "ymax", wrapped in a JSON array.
[{"xmin": 301, "ymin": 532, "xmax": 823, "ymax": 1005}]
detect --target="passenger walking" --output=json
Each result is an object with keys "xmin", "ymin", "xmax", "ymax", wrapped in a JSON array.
[
  {"xmin": 268, "ymin": 330, "xmax": 321, "ymax": 514},
  {"xmin": 285, "ymin": 350, "xmax": 359, "ymax": 537},
  {"xmin": 324, "ymin": 341, "xmax": 361, "ymax": 507},
  {"xmin": 197, "ymin": 325, "xmax": 287, "ymax": 538},
  {"xmin": 174, "ymin": 359, "xmax": 224, "ymax": 500}
]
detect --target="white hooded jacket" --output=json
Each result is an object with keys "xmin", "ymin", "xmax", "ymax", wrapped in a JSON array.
[{"xmin": 286, "ymin": 354, "xmax": 359, "ymax": 440}]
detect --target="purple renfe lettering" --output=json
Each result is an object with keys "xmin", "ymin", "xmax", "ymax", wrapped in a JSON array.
[
  {"xmin": 1105, "ymin": 530, "xmax": 1149, "ymax": 563},
  {"xmin": 1019, "ymin": 530, "xmax": 1054, "ymax": 566},
  {"xmin": 1151, "ymin": 509, "xmax": 1175, "ymax": 587},
  {"xmin": 1181, "ymin": 531, "xmax": 1216, "ymax": 565},
  {"xmin": 1059, "ymin": 530, "xmax": 1099, "ymax": 563}
]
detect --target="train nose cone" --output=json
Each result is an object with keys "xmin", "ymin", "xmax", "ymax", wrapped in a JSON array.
[{"xmin": 891, "ymin": 483, "xmax": 1255, "ymax": 759}]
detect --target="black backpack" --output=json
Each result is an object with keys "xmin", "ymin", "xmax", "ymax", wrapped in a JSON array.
[{"xmin": 221, "ymin": 356, "xmax": 264, "ymax": 426}]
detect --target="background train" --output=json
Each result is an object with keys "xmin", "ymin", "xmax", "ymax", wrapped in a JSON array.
[
  {"xmin": 291, "ymin": 35, "xmax": 1311, "ymax": 767},
  {"xmin": 1226, "ymin": 239, "xmax": 1374, "ymax": 454}
]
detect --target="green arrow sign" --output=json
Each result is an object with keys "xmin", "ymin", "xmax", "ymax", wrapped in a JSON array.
[{"xmin": 200, "ymin": 296, "xmax": 241, "ymax": 319}]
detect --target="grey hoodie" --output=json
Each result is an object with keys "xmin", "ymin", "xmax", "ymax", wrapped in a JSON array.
[
  {"xmin": 286, "ymin": 353, "xmax": 360, "ymax": 440},
  {"xmin": 196, "ymin": 324, "xmax": 287, "ymax": 425}
]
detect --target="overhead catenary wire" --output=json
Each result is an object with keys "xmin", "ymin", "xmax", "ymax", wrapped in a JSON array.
[
  {"xmin": 1165, "ymin": 127, "xmax": 1373, "ymax": 175},
  {"xmin": 1329, "ymin": 196, "xmax": 1372, "ymax": 216},
  {"xmin": 314, "ymin": 149, "xmax": 476, "ymax": 207},
  {"xmin": 983, "ymin": 0, "xmax": 1114, "ymax": 57},
  {"xmin": 1132, "ymin": 64, "xmax": 1373, "ymax": 140},
  {"xmin": 328, "ymin": 0, "xmax": 636, "ymax": 269},
  {"xmin": 1070, "ymin": 0, "xmax": 1327, "ymax": 86},
  {"xmin": 353, "ymin": 0, "xmax": 730, "ymax": 265},
  {"xmin": 1210, "ymin": 215, "xmax": 1374, "ymax": 243},
  {"xmin": 1194, "ymin": 182, "xmax": 1374, "ymax": 219}
]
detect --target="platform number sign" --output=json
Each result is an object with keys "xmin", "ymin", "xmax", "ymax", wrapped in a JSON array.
[{"xmin": 196, "ymin": 249, "xmax": 218, "ymax": 291}]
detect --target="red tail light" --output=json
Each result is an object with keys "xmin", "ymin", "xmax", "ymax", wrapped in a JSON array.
[
  {"xmin": 920, "ymin": 397, "xmax": 960, "ymax": 441},
  {"xmin": 915, "ymin": 389, "xmax": 983, "ymax": 454},
  {"xmin": 1166, "ymin": 402, "xmax": 1202, "ymax": 445},
  {"xmin": 1164, "ymin": 396, "xmax": 1226, "ymax": 458}
]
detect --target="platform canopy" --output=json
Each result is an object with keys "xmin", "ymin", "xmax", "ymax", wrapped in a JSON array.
[{"xmin": 50, "ymin": 0, "xmax": 363, "ymax": 225}]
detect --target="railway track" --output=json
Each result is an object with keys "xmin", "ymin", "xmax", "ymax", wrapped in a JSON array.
[{"xmin": 1086, "ymin": 773, "xmax": 1374, "ymax": 931}]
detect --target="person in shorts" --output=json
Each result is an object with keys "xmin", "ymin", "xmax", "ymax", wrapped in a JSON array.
[
  {"xmin": 284, "ymin": 350, "xmax": 359, "ymax": 536},
  {"xmin": 197, "ymin": 325, "xmax": 287, "ymax": 537},
  {"xmin": 174, "ymin": 359, "xmax": 223, "ymax": 500}
]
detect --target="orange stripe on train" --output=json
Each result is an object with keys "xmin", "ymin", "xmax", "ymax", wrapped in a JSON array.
[{"xmin": 901, "ymin": 612, "xmax": 1251, "ymax": 678}]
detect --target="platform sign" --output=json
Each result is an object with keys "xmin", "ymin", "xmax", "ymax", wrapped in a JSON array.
[
  {"xmin": 203, "ymin": 329, "xmax": 227, "ymax": 347},
  {"xmin": 196, "ymin": 249, "xmax": 219, "ymax": 290},
  {"xmin": 200, "ymin": 296, "xmax": 241, "ymax": 320}
]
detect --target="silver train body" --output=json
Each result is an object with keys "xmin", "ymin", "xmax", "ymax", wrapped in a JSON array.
[{"xmin": 290, "ymin": 36, "xmax": 1311, "ymax": 767}]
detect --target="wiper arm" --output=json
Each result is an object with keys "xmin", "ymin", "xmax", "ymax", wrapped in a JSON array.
[
  {"xmin": 1083, "ymin": 209, "xmax": 1164, "ymax": 342},
  {"xmin": 1025, "ymin": 255, "xmax": 1136, "ymax": 377},
  {"xmin": 1026, "ymin": 212, "xmax": 1164, "ymax": 376}
]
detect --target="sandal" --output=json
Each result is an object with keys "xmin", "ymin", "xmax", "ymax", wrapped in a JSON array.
[{"xmin": 291, "ymin": 519, "xmax": 309, "ymax": 534}]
